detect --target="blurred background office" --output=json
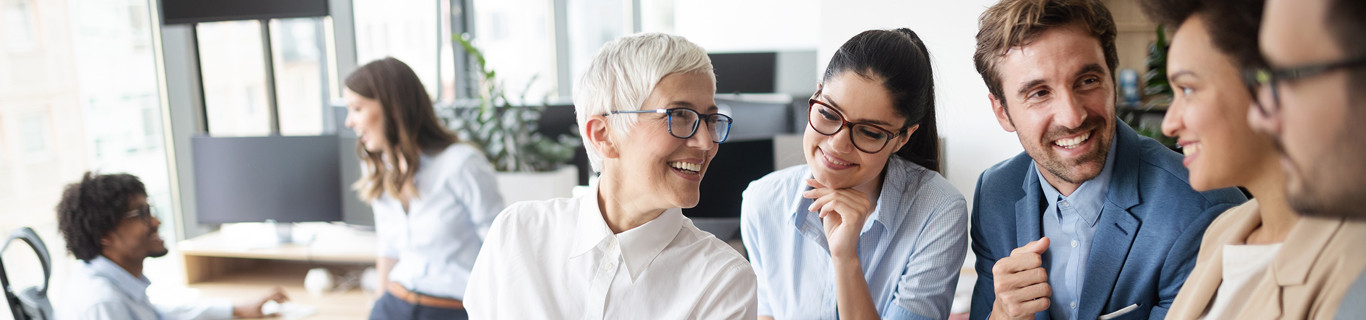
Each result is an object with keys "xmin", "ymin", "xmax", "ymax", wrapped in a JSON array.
[{"xmin": 0, "ymin": 0, "xmax": 1166, "ymax": 318}]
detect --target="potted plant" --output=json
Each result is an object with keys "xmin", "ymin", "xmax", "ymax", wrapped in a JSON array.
[
  {"xmin": 1132, "ymin": 24, "xmax": 1177, "ymax": 149},
  {"xmin": 441, "ymin": 33, "xmax": 582, "ymax": 205}
]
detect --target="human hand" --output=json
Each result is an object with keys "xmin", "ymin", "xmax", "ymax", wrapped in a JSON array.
[
  {"xmin": 803, "ymin": 178, "xmax": 872, "ymax": 260},
  {"xmin": 989, "ymin": 237, "xmax": 1051, "ymax": 320},
  {"xmin": 233, "ymin": 286, "xmax": 289, "ymax": 318}
]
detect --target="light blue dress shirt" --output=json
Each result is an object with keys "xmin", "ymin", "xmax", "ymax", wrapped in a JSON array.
[
  {"xmin": 371, "ymin": 143, "xmax": 504, "ymax": 300},
  {"xmin": 56, "ymin": 256, "xmax": 232, "ymax": 320},
  {"xmin": 741, "ymin": 156, "xmax": 968, "ymax": 320},
  {"xmin": 1034, "ymin": 142, "xmax": 1117, "ymax": 320}
]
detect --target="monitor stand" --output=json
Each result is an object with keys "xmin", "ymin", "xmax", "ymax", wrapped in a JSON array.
[{"xmin": 269, "ymin": 220, "xmax": 296, "ymax": 244}]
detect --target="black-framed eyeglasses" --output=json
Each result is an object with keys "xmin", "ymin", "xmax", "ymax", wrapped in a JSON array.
[
  {"xmin": 1243, "ymin": 56, "xmax": 1366, "ymax": 116},
  {"xmin": 602, "ymin": 108, "xmax": 733, "ymax": 143},
  {"xmin": 124, "ymin": 204, "xmax": 154, "ymax": 223},
  {"xmin": 808, "ymin": 91, "xmax": 906, "ymax": 154}
]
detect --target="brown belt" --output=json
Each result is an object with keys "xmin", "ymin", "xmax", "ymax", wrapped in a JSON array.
[{"xmin": 386, "ymin": 281, "xmax": 465, "ymax": 310}]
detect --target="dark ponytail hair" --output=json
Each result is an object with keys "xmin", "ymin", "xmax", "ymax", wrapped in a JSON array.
[{"xmin": 822, "ymin": 28, "xmax": 940, "ymax": 172}]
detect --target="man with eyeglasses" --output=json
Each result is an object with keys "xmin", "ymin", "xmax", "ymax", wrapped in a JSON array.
[
  {"xmin": 55, "ymin": 172, "xmax": 288, "ymax": 320},
  {"xmin": 463, "ymin": 32, "xmax": 755, "ymax": 318},
  {"xmin": 1247, "ymin": 0, "xmax": 1366, "ymax": 317},
  {"xmin": 966, "ymin": 1, "xmax": 1247, "ymax": 319}
]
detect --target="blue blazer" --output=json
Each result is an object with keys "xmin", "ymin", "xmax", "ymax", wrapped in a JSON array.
[{"xmin": 968, "ymin": 122, "xmax": 1246, "ymax": 320}]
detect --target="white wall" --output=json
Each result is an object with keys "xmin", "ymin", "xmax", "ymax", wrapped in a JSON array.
[
  {"xmin": 818, "ymin": 0, "xmax": 1023, "ymax": 207},
  {"xmin": 667, "ymin": 0, "xmax": 821, "ymax": 52},
  {"xmin": 657, "ymin": 0, "xmax": 1025, "ymax": 207}
]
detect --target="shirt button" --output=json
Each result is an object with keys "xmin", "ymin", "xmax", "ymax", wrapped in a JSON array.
[
  {"xmin": 1070, "ymin": 301, "xmax": 1077, "ymax": 309},
  {"xmin": 1060, "ymin": 201, "xmax": 1070, "ymax": 208},
  {"xmin": 1071, "ymin": 240, "xmax": 1079, "ymax": 247},
  {"xmin": 603, "ymin": 263, "xmax": 615, "ymax": 270}
]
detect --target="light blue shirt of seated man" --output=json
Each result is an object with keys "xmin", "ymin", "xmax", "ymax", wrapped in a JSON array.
[
  {"xmin": 1036, "ymin": 141, "xmax": 1117, "ymax": 320},
  {"xmin": 58, "ymin": 255, "xmax": 233, "ymax": 320},
  {"xmin": 741, "ymin": 156, "xmax": 969, "ymax": 320}
]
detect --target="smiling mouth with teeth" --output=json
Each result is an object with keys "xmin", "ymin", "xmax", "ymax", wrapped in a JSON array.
[
  {"xmin": 1054, "ymin": 131, "xmax": 1092, "ymax": 149},
  {"xmin": 823, "ymin": 152, "xmax": 852, "ymax": 166},
  {"xmin": 669, "ymin": 161, "xmax": 702, "ymax": 174}
]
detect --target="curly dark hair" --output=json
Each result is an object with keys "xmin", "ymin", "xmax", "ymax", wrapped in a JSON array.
[
  {"xmin": 56, "ymin": 172, "xmax": 146, "ymax": 262},
  {"xmin": 1139, "ymin": 0, "xmax": 1266, "ymax": 68}
]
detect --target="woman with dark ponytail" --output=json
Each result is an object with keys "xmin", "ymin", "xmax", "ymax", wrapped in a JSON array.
[{"xmin": 740, "ymin": 28, "xmax": 967, "ymax": 319}]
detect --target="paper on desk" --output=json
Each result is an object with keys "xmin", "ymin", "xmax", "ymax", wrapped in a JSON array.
[{"xmin": 262, "ymin": 300, "xmax": 318, "ymax": 319}]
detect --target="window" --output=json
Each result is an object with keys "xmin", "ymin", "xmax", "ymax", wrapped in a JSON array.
[
  {"xmin": 567, "ymin": 0, "xmax": 631, "ymax": 91},
  {"xmin": 198, "ymin": 21, "xmax": 272, "ymax": 136},
  {"xmin": 19, "ymin": 111, "xmax": 50, "ymax": 158},
  {"xmin": 352, "ymin": 0, "xmax": 444, "ymax": 100},
  {"xmin": 3, "ymin": 0, "xmax": 37, "ymax": 53},
  {"xmin": 0, "ymin": 0, "xmax": 176, "ymax": 304},
  {"xmin": 198, "ymin": 18, "xmax": 332, "ymax": 137},
  {"xmin": 472, "ymin": 0, "xmax": 559, "ymax": 101},
  {"xmin": 271, "ymin": 18, "xmax": 326, "ymax": 135}
]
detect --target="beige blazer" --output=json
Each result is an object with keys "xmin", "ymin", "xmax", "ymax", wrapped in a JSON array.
[{"xmin": 1167, "ymin": 200, "xmax": 1366, "ymax": 319}]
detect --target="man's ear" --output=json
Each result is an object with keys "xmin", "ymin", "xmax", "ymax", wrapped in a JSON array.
[
  {"xmin": 990, "ymin": 93, "xmax": 1017, "ymax": 132},
  {"xmin": 585, "ymin": 115, "xmax": 620, "ymax": 159},
  {"xmin": 100, "ymin": 232, "xmax": 116, "ymax": 249}
]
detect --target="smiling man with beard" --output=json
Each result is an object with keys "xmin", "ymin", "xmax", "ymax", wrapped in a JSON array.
[
  {"xmin": 55, "ymin": 172, "xmax": 287, "ymax": 320},
  {"xmin": 966, "ymin": 1, "xmax": 1247, "ymax": 320}
]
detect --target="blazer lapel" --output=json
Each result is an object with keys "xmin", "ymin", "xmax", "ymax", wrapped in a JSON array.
[
  {"xmin": 1014, "ymin": 165, "xmax": 1052, "ymax": 320},
  {"xmin": 1078, "ymin": 203, "xmax": 1140, "ymax": 319},
  {"xmin": 1015, "ymin": 166, "xmax": 1045, "ymax": 248},
  {"xmin": 1170, "ymin": 204, "xmax": 1261, "ymax": 319},
  {"xmin": 1078, "ymin": 123, "xmax": 1144, "ymax": 319}
]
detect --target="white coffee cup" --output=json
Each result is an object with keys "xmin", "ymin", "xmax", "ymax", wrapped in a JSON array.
[{"xmin": 304, "ymin": 268, "xmax": 335, "ymax": 296}]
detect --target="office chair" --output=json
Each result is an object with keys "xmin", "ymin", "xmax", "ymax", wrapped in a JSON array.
[{"xmin": 1, "ymin": 227, "xmax": 53, "ymax": 320}]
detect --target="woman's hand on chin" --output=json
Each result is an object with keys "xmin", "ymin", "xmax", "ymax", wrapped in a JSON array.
[{"xmin": 804, "ymin": 178, "xmax": 872, "ymax": 260}]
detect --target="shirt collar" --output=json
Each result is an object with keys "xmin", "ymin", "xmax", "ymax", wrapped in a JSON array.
[
  {"xmin": 568, "ymin": 184, "xmax": 686, "ymax": 281},
  {"xmin": 1033, "ymin": 140, "xmax": 1118, "ymax": 226},
  {"xmin": 570, "ymin": 184, "xmax": 614, "ymax": 257},
  {"xmin": 86, "ymin": 255, "xmax": 151, "ymax": 302},
  {"xmin": 617, "ymin": 208, "xmax": 684, "ymax": 280}
]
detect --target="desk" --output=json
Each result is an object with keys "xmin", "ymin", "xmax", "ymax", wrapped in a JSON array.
[
  {"xmin": 178, "ymin": 223, "xmax": 378, "ymax": 318},
  {"xmin": 179, "ymin": 223, "xmax": 376, "ymax": 283}
]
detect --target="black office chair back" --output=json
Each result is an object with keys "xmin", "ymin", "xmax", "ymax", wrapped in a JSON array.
[{"xmin": 1, "ymin": 227, "xmax": 52, "ymax": 320}]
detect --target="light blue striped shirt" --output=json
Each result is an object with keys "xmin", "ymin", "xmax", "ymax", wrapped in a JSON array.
[
  {"xmin": 741, "ymin": 156, "xmax": 968, "ymax": 320},
  {"xmin": 1035, "ymin": 141, "xmax": 1117, "ymax": 320},
  {"xmin": 56, "ymin": 256, "xmax": 232, "ymax": 320}
]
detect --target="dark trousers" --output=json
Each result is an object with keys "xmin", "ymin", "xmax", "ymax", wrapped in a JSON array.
[{"xmin": 368, "ymin": 292, "xmax": 469, "ymax": 320}]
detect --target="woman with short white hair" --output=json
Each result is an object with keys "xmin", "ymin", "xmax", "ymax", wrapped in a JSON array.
[{"xmin": 463, "ymin": 32, "xmax": 757, "ymax": 319}]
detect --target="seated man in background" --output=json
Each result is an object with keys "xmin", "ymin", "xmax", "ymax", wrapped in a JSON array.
[{"xmin": 55, "ymin": 172, "xmax": 287, "ymax": 320}]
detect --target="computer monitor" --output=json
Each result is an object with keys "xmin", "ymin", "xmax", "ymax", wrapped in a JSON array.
[
  {"xmin": 684, "ymin": 138, "xmax": 776, "ymax": 217},
  {"xmin": 192, "ymin": 135, "xmax": 343, "ymax": 224},
  {"xmin": 709, "ymin": 52, "xmax": 778, "ymax": 94}
]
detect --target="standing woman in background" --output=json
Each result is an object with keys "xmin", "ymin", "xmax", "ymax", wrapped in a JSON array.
[
  {"xmin": 740, "ymin": 28, "xmax": 968, "ymax": 320},
  {"xmin": 344, "ymin": 57, "xmax": 504, "ymax": 320}
]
